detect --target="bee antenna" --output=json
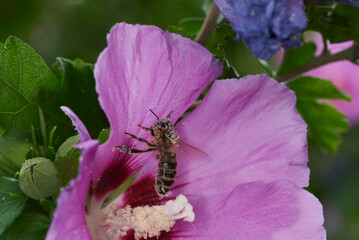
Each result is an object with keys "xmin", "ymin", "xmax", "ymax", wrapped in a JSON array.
[
  {"xmin": 149, "ymin": 109, "xmax": 159, "ymax": 120},
  {"xmin": 166, "ymin": 110, "xmax": 173, "ymax": 119}
]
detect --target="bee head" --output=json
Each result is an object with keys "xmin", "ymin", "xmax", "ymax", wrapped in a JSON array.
[
  {"xmin": 154, "ymin": 119, "xmax": 171, "ymax": 130},
  {"xmin": 149, "ymin": 109, "xmax": 174, "ymax": 130}
]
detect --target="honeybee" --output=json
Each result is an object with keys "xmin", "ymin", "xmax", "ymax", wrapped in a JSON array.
[{"xmin": 114, "ymin": 109, "xmax": 179, "ymax": 197}]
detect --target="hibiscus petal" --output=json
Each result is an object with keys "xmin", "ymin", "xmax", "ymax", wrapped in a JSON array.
[
  {"xmin": 94, "ymin": 22, "xmax": 222, "ymax": 148},
  {"xmin": 173, "ymin": 181, "xmax": 325, "ymax": 239},
  {"xmin": 60, "ymin": 106, "xmax": 91, "ymax": 143},
  {"xmin": 46, "ymin": 108, "xmax": 99, "ymax": 240},
  {"xmin": 91, "ymin": 23, "xmax": 222, "ymax": 198},
  {"xmin": 175, "ymin": 74, "xmax": 309, "ymax": 192},
  {"xmin": 119, "ymin": 177, "xmax": 325, "ymax": 239},
  {"xmin": 120, "ymin": 74, "xmax": 309, "ymax": 202},
  {"xmin": 306, "ymin": 60, "xmax": 359, "ymax": 124},
  {"xmin": 302, "ymin": 33, "xmax": 359, "ymax": 124}
]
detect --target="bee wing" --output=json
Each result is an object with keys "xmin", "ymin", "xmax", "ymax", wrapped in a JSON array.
[{"xmin": 177, "ymin": 140, "xmax": 209, "ymax": 161}]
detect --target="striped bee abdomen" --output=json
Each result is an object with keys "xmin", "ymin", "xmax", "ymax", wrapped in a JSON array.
[{"xmin": 156, "ymin": 151, "xmax": 177, "ymax": 196}]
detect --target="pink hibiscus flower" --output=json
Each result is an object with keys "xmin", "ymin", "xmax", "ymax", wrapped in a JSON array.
[
  {"xmin": 46, "ymin": 23, "xmax": 325, "ymax": 240},
  {"xmin": 304, "ymin": 31, "xmax": 359, "ymax": 125}
]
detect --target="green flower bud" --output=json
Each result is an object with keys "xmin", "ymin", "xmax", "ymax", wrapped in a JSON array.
[
  {"xmin": 19, "ymin": 157, "xmax": 60, "ymax": 200},
  {"xmin": 55, "ymin": 135, "xmax": 79, "ymax": 158},
  {"xmin": 54, "ymin": 135, "xmax": 80, "ymax": 187}
]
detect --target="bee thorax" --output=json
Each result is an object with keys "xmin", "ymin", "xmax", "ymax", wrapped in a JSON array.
[
  {"xmin": 165, "ymin": 130, "xmax": 179, "ymax": 146},
  {"xmin": 152, "ymin": 118, "xmax": 179, "ymax": 147}
]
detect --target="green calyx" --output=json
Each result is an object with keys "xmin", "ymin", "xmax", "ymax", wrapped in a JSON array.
[{"xmin": 19, "ymin": 157, "xmax": 60, "ymax": 200}]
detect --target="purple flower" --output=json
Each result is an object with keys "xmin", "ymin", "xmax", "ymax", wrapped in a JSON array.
[
  {"xmin": 214, "ymin": 0, "xmax": 307, "ymax": 60},
  {"xmin": 46, "ymin": 23, "xmax": 325, "ymax": 240}
]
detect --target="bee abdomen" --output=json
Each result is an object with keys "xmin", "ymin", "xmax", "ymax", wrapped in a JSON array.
[
  {"xmin": 156, "ymin": 177, "xmax": 175, "ymax": 196},
  {"xmin": 156, "ymin": 152, "xmax": 177, "ymax": 196}
]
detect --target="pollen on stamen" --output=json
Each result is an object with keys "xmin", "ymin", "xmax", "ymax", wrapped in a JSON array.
[{"xmin": 103, "ymin": 194, "xmax": 194, "ymax": 240}]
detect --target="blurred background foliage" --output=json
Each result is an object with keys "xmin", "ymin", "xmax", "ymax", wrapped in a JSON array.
[
  {"xmin": 0, "ymin": 0, "xmax": 358, "ymax": 239},
  {"xmin": 0, "ymin": 0, "xmax": 204, "ymax": 64}
]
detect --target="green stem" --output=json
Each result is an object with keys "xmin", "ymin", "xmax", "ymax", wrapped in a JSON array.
[
  {"xmin": 31, "ymin": 124, "xmax": 40, "ymax": 156},
  {"xmin": 38, "ymin": 107, "xmax": 47, "ymax": 148},
  {"xmin": 277, "ymin": 46, "xmax": 358, "ymax": 82},
  {"xmin": 195, "ymin": 2, "xmax": 221, "ymax": 45}
]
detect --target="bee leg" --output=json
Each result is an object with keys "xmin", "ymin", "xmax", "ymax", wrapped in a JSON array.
[
  {"xmin": 138, "ymin": 124, "xmax": 155, "ymax": 136},
  {"xmin": 125, "ymin": 132, "xmax": 156, "ymax": 147},
  {"xmin": 113, "ymin": 145, "xmax": 156, "ymax": 154}
]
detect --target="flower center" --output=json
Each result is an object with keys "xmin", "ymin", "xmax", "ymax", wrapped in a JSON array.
[{"xmin": 104, "ymin": 194, "xmax": 194, "ymax": 240}]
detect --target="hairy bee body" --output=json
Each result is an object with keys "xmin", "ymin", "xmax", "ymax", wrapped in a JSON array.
[
  {"xmin": 115, "ymin": 110, "xmax": 179, "ymax": 197},
  {"xmin": 151, "ymin": 117, "xmax": 179, "ymax": 197}
]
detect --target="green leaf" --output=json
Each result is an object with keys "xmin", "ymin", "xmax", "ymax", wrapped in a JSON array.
[
  {"xmin": 307, "ymin": 4, "xmax": 359, "ymax": 43},
  {"xmin": 178, "ymin": 18, "xmax": 203, "ymax": 36},
  {"xmin": 287, "ymin": 77, "xmax": 350, "ymax": 153},
  {"xmin": 219, "ymin": 59, "xmax": 239, "ymax": 79},
  {"xmin": 0, "ymin": 177, "xmax": 28, "ymax": 235},
  {"xmin": 39, "ymin": 198, "xmax": 56, "ymax": 212},
  {"xmin": 205, "ymin": 23, "xmax": 236, "ymax": 61},
  {"xmin": 165, "ymin": 25, "xmax": 192, "ymax": 39},
  {"xmin": 25, "ymin": 148, "xmax": 38, "ymax": 160},
  {"xmin": 44, "ymin": 147, "xmax": 56, "ymax": 160},
  {"xmin": 0, "ymin": 134, "xmax": 31, "ymax": 176},
  {"xmin": 52, "ymin": 189, "xmax": 60, "ymax": 201},
  {"xmin": 0, "ymin": 43, "xmax": 4, "ymax": 54},
  {"xmin": 204, "ymin": 24, "xmax": 237, "ymax": 79},
  {"xmin": 0, "ymin": 36, "xmax": 72, "ymax": 141},
  {"xmin": 54, "ymin": 135, "xmax": 80, "ymax": 186},
  {"xmin": 48, "ymin": 126, "xmax": 57, "ymax": 148},
  {"xmin": 288, "ymin": 76, "xmax": 351, "ymax": 101},
  {"xmin": 299, "ymin": 100, "xmax": 348, "ymax": 153},
  {"xmin": 278, "ymin": 42, "xmax": 316, "ymax": 75},
  {"xmin": 97, "ymin": 128, "xmax": 110, "ymax": 144},
  {"xmin": 0, "ymin": 211, "xmax": 50, "ymax": 240},
  {"xmin": 0, "ymin": 38, "xmax": 108, "ymax": 146},
  {"xmin": 51, "ymin": 58, "xmax": 109, "ymax": 138},
  {"xmin": 44, "ymin": 126, "xmax": 57, "ymax": 160},
  {"xmin": 0, "ymin": 168, "xmax": 9, "ymax": 178},
  {"xmin": 38, "ymin": 107, "xmax": 47, "ymax": 148},
  {"xmin": 30, "ymin": 124, "xmax": 40, "ymax": 155}
]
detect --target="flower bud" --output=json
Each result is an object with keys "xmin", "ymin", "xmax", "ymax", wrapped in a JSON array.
[
  {"xmin": 55, "ymin": 135, "xmax": 79, "ymax": 158},
  {"xmin": 19, "ymin": 157, "xmax": 60, "ymax": 200}
]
